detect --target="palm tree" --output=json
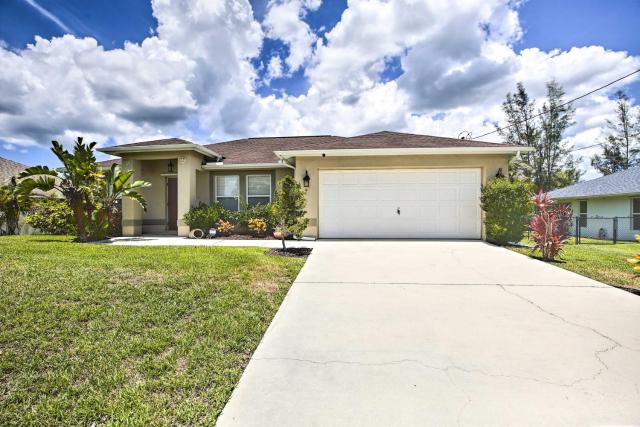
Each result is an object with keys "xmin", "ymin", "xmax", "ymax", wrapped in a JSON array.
[
  {"xmin": 19, "ymin": 137, "xmax": 150, "ymax": 241},
  {"xmin": 19, "ymin": 138, "xmax": 100, "ymax": 241},
  {"xmin": 0, "ymin": 177, "xmax": 24, "ymax": 235},
  {"xmin": 95, "ymin": 164, "xmax": 150, "ymax": 238}
]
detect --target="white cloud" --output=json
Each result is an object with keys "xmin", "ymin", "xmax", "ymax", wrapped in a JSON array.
[
  {"xmin": 0, "ymin": 0, "xmax": 639, "ymax": 181},
  {"xmin": 263, "ymin": 0, "xmax": 320, "ymax": 73}
]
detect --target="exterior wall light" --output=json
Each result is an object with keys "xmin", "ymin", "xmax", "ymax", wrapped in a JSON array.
[
  {"xmin": 167, "ymin": 160, "xmax": 176, "ymax": 174},
  {"xmin": 303, "ymin": 170, "xmax": 311, "ymax": 188}
]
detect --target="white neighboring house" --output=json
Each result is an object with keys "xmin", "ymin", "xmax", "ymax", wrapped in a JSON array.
[{"xmin": 548, "ymin": 166, "xmax": 640, "ymax": 241}]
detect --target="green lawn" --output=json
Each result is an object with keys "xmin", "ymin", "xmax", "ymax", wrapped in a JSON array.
[
  {"xmin": 509, "ymin": 237, "xmax": 640, "ymax": 292},
  {"xmin": 0, "ymin": 235, "xmax": 306, "ymax": 426}
]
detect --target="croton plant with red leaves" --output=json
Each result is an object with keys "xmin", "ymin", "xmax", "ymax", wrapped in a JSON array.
[{"xmin": 529, "ymin": 190, "xmax": 573, "ymax": 260}]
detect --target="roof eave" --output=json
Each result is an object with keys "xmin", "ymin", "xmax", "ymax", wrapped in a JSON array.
[
  {"xmin": 274, "ymin": 146, "xmax": 531, "ymax": 159},
  {"xmin": 202, "ymin": 162, "xmax": 293, "ymax": 170},
  {"xmin": 550, "ymin": 191, "xmax": 640, "ymax": 200},
  {"xmin": 98, "ymin": 144, "xmax": 221, "ymax": 159}
]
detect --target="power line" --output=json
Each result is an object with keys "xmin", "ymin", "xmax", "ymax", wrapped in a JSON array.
[
  {"xmin": 469, "ymin": 68, "xmax": 640, "ymax": 141},
  {"xmin": 568, "ymin": 142, "xmax": 603, "ymax": 153}
]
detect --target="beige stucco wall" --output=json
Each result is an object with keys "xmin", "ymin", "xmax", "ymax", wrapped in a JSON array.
[
  {"xmin": 293, "ymin": 154, "xmax": 510, "ymax": 238},
  {"xmin": 566, "ymin": 196, "xmax": 639, "ymax": 241},
  {"xmin": 120, "ymin": 151, "xmax": 208, "ymax": 236}
]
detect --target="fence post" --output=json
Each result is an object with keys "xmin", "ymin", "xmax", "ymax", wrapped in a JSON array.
[
  {"xmin": 575, "ymin": 216, "xmax": 580, "ymax": 244},
  {"xmin": 613, "ymin": 217, "xmax": 618, "ymax": 244}
]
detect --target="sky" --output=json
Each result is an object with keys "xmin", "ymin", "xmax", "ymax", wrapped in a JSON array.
[{"xmin": 0, "ymin": 0, "xmax": 639, "ymax": 180}]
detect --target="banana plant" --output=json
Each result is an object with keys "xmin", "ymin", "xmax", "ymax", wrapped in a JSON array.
[{"xmin": 95, "ymin": 164, "xmax": 151, "ymax": 238}]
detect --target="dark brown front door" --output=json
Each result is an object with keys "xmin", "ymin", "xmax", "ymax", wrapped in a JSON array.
[{"xmin": 167, "ymin": 177, "xmax": 178, "ymax": 231}]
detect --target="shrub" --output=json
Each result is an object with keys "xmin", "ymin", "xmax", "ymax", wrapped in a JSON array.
[
  {"xmin": 183, "ymin": 203, "xmax": 226, "ymax": 231},
  {"xmin": 480, "ymin": 178, "xmax": 533, "ymax": 245},
  {"xmin": 248, "ymin": 218, "xmax": 268, "ymax": 236},
  {"xmin": 25, "ymin": 198, "xmax": 75, "ymax": 234},
  {"xmin": 529, "ymin": 191, "xmax": 573, "ymax": 260},
  {"xmin": 272, "ymin": 176, "xmax": 309, "ymax": 250},
  {"xmin": 229, "ymin": 202, "xmax": 273, "ymax": 232},
  {"xmin": 627, "ymin": 234, "xmax": 640, "ymax": 274},
  {"xmin": 216, "ymin": 219, "xmax": 234, "ymax": 236}
]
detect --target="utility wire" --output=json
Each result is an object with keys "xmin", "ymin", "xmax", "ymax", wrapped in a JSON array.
[
  {"xmin": 568, "ymin": 142, "xmax": 603, "ymax": 153},
  {"xmin": 469, "ymin": 68, "xmax": 640, "ymax": 141}
]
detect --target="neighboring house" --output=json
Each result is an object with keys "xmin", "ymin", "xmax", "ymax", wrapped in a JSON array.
[
  {"xmin": 98, "ymin": 158, "xmax": 121, "ymax": 169},
  {"xmin": 548, "ymin": 167, "xmax": 640, "ymax": 241},
  {"xmin": 0, "ymin": 156, "xmax": 28, "ymax": 185},
  {"xmin": 99, "ymin": 131, "xmax": 528, "ymax": 239}
]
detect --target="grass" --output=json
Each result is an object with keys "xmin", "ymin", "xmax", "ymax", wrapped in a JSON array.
[
  {"xmin": 0, "ymin": 235, "xmax": 306, "ymax": 426},
  {"xmin": 509, "ymin": 237, "xmax": 640, "ymax": 292}
]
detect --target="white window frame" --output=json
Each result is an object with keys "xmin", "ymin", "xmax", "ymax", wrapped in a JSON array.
[
  {"xmin": 246, "ymin": 174, "xmax": 272, "ymax": 205},
  {"xmin": 215, "ymin": 175, "xmax": 240, "ymax": 210},
  {"xmin": 579, "ymin": 199, "xmax": 588, "ymax": 228},
  {"xmin": 633, "ymin": 197, "xmax": 640, "ymax": 231}
]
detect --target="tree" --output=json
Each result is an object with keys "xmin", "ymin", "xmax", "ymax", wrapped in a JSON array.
[
  {"xmin": 271, "ymin": 176, "xmax": 309, "ymax": 250},
  {"xmin": 498, "ymin": 81, "xmax": 582, "ymax": 191},
  {"xmin": 480, "ymin": 178, "xmax": 533, "ymax": 245},
  {"xmin": 538, "ymin": 80, "xmax": 580, "ymax": 190},
  {"xmin": 0, "ymin": 177, "xmax": 23, "ymax": 235},
  {"xmin": 93, "ymin": 164, "xmax": 150, "ymax": 239},
  {"xmin": 591, "ymin": 91, "xmax": 640, "ymax": 175},
  {"xmin": 19, "ymin": 137, "xmax": 150, "ymax": 242},
  {"xmin": 497, "ymin": 82, "xmax": 540, "ymax": 181}
]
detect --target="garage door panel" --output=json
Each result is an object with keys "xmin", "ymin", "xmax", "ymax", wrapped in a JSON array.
[{"xmin": 319, "ymin": 169, "xmax": 481, "ymax": 239}]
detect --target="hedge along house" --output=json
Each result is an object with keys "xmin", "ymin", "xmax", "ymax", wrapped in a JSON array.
[
  {"xmin": 99, "ymin": 131, "xmax": 529, "ymax": 239},
  {"xmin": 548, "ymin": 166, "xmax": 640, "ymax": 241}
]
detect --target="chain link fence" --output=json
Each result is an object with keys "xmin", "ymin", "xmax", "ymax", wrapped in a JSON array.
[{"xmin": 573, "ymin": 216, "xmax": 638, "ymax": 244}]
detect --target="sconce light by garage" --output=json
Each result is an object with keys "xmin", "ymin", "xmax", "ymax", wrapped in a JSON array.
[{"xmin": 303, "ymin": 170, "xmax": 311, "ymax": 188}]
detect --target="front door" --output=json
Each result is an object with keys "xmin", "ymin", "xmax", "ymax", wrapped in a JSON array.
[{"xmin": 166, "ymin": 177, "xmax": 178, "ymax": 231}]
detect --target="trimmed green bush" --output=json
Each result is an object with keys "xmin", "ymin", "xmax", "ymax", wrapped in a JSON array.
[
  {"xmin": 183, "ymin": 203, "xmax": 226, "ymax": 231},
  {"xmin": 24, "ymin": 198, "xmax": 75, "ymax": 235},
  {"xmin": 480, "ymin": 178, "xmax": 533, "ymax": 245}
]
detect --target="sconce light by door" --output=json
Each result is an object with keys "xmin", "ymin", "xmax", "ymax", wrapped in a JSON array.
[
  {"xmin": 167, "ymin": 159, "xmax": 176, "ymax": 174},
  {"xmin": 303, "ymin": 170, "xmax": 310, "ymax": 188}
]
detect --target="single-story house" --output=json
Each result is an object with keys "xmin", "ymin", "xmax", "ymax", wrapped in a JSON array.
[
  {"xmin": 548, "ymin": 166, "xmax": 640, "ymax": 241},
  {"xmin": 99, "ymin": 131, "xmax": 528, "ymax": 239}
]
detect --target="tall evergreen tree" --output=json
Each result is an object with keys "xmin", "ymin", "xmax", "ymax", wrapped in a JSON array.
[
  {"xmin": 497, "ymin": 82, "xmax": 539, "ymax": 181},
  {"xmin": 498, "ymin": 80, "xmax": 581, "ymax": 191},
  {"xmin": 538, "ymin": 80, "xmax": 580, "ymax": 190},
  {"xmin": 591, "ymin": 91, "xmax": 640, "ymax": 175}
]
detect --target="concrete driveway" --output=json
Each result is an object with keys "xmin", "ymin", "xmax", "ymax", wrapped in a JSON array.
[{"xmin": 217, "ymin": 241, "xmax": 640, "ymax": 426}]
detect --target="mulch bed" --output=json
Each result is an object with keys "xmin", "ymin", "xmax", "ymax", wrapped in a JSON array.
[
  {"xmin": 216, "ymin": 234, "xmax": 276, "ymax": 240},
  {"xmin": 267, "ymin": 247, "xmax": 313, "ymax": 257}
]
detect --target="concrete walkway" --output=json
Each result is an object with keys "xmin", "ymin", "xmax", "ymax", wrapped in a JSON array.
[
  {"xmin": 217, "ymin": 240, "xmax": 640, "ymax": 426},
  {"xmin": 97, "ymin": 235, "xmax": 316, "ymax": 248}
]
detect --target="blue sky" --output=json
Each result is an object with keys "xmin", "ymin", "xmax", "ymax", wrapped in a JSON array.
[{"xmin": 0, "ymin": 0, "xmax": 639, "ymax": 175}]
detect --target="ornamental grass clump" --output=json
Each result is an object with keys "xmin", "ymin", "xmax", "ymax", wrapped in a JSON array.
[{"xmin": 529, "ymin": 190, "xmax": 573, "ymax": 261}]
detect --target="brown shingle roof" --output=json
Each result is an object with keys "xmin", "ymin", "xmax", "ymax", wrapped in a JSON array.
[
  {"xmin": 113, "ymin": 138, "xmax": 193, "ymax": 148},
  {"xmin": 107, "ymin": 131, "xmax": 514, "ymax": 165},
  {"xmin": 205, "ymin": 131, "xmax": 512, "ymax": 164},
  {"xmin": 0, "ymin": 156, "xmax": 28, "ymax": 184}
]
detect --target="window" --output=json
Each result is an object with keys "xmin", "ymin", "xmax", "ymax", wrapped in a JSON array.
[
  {"xmin": 216, "ymin": 175, "xmax": 239, "ymax": 211},
  {"xmin": 633, "ymin": 198, "xmax": 640, "ymax": 230},
  {"xmin": 247, "ymin": 175, "xmax": 271, "ymax": 206},
  {"xmin": 579, "ymin": 200, "xmax": 588, "ymax": 227}
]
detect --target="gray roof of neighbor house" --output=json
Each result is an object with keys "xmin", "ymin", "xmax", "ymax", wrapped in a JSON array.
[
  {"xmin": 100, "ymin": 131, "xmax": 522, "ymax": 165},
  {"xmin": 0, "ymin": 156, "xmax": 28, "ymax": 184},
  {"xmin": 98, "ymin": 158, "xmax": 121, "ymax": 168},
  {"xmin": 548, "ymin": 166, "xmax": 640, "ymax": 199}
]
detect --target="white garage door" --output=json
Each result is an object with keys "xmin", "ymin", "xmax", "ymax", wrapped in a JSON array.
[{"xmin": 319, "ymin": 169, "xmax": 481, "ymax": 239}]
